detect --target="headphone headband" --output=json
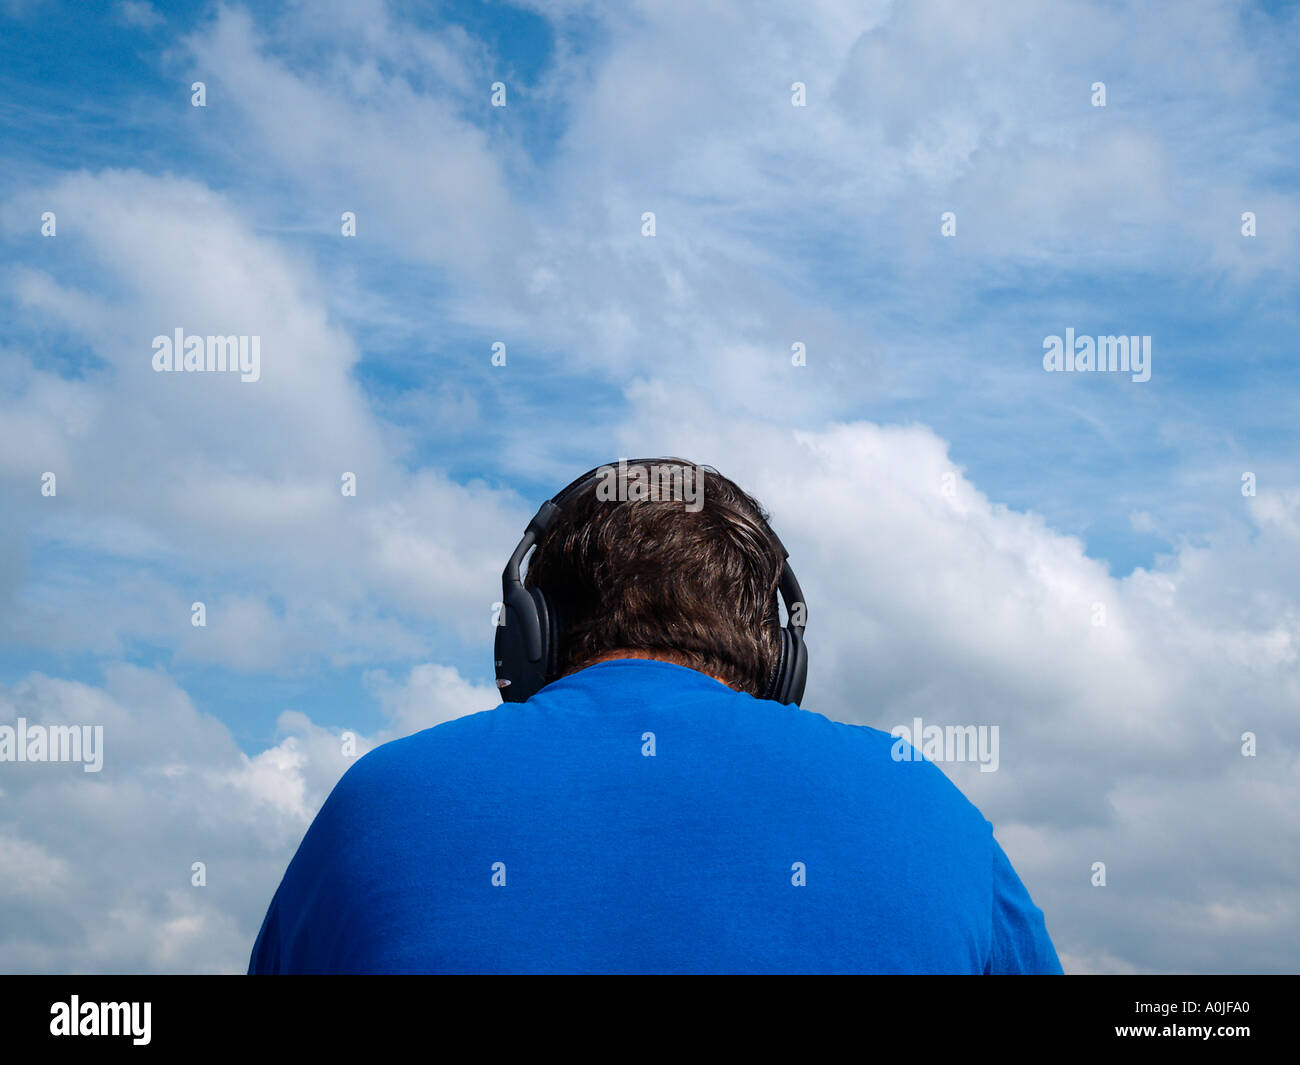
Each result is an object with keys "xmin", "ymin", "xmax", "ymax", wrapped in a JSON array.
[{"xmin": 493, "ymin": 459, "xmax": 807, "ymax": 704}]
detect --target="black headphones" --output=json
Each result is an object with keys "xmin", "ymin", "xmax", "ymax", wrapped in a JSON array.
[{"xmin": 493, "ymin": 458, "xmax": 808, "ymax": 705}]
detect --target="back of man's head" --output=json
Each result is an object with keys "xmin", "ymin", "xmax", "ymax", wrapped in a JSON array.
[{"xmin": 523, "ymin": 459, "xmax": 784, "ymax": 696}]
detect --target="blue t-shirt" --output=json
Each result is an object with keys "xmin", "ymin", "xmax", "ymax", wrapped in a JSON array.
[{"xmin": 249, "ymin": 658, "xmax": 1063, "ymax": 974}]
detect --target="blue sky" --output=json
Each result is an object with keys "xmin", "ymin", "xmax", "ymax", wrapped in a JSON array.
[{"xmin": 1, "ymin": 0, "xmax": 1298, "ymax": 974}]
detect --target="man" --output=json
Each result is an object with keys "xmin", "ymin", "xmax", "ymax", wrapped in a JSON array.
[{"xmin": 249, "ymin": 457, "xmax": 1062, "ymax": 974}]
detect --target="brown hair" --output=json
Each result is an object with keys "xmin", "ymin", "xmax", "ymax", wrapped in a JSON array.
[{"xmin": 523, "ymin": 460, "xmax": 784, "ymax": 695}]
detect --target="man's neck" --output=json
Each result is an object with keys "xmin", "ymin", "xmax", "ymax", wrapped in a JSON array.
[{"xmin": 571, "ymin": 650, "xmax": 735, "ymax": 690}]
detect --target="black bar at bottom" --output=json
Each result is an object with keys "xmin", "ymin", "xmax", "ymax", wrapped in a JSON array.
[{"xmin": 0, "ymin": 974, "xmax": 1288, "ymax": 1053}]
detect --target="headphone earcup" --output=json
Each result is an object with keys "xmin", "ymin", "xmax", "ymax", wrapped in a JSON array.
[
  {"xmin": 495, "ymin": 584, "xmax": 555, "ymax": 703},
  {"xmin": 770, "ymin": 628, "xmax": 808, "ymax": 706},
  {"xmin": 533, "ymin": 586, "xmax": 559, "ymax": 682}
]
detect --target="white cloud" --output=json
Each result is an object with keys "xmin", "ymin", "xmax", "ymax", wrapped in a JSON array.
[
  {"xmin": 0, "ymin": 168, "xmax": 528, "ymax": 664},
  {"xmin": 0, "ymin": 660, "xmax": 493, "ymax": 973},
  {"xmin": 117, "ymin": 1, "xmax": 162, "ymax": 30},
  {"xmin": 364, "ymin": 661, "xmax": 500, "ymax": 736}
]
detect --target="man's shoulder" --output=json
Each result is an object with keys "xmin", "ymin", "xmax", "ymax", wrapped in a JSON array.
[
  {"xmin": 343, "ymin": 704, "xmax": 503, "ymax": 778},
  {"xmin": 330, "ymin": 688, "xmax": 991, "ymax": 840},
  {"xmin": 791, "ymin": 707, "xmax": 992, "ymax": 824}
]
